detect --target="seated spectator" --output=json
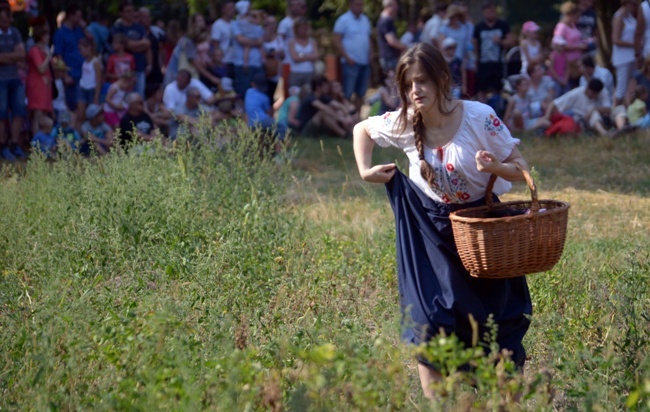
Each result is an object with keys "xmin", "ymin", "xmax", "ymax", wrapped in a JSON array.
[
  {"xmin": 244, "ymin": 73, "xmax": 286, "ymax": 138},
  {"xmin": 118, "ymin": 92, "xmax": 156, "ymax": 148},
  {"xmin": 53, "ymin": 110, "xmax": 85, "ymax": 152},
  {"xmin": 214, "ymin": 77, "xmax": 242, "ymax": 124},
  {"xmin": 163, "ymin": 69, "xmax": 216, "ymax": 111},
  {"xmin": 81, "ymin": 104, "xmax": 113, "ymax": 155},
  {"xmin": 527, "ymin": 63, "xmax": 556, "ymax": 116},
  {"xmin": 106, "ymin": 33, "xmax": 135, "ymax": 83},
  {"xmin": 625, "ymin": 56, "xmax": 650, "ymax": 107},
  {"xmin": 503, "ymin": 76, "xmax": 550, "ymax": 132},
  {"xmin": 231, "ymin": 1, "xmax": 265, "ymax": 96},
  {"xmin": 104, "ymin": 71, "xmax": 135, "ymax": 127},
  {"xmin": 201, "ymin": 46, "xmax": 227, "ymax": 91},
  {"xmin": 329, "ymin": 80, "xmax": 359, "ymax": 128},
  {"xmin": 31, "ymin": 116, "xmax": 57, "ymax": 158},
  {"xmin": 627, "ymin": 85, "xmax": 650, "ymax": 128},
  {"xmin": 276, "ymin": 85, "xmax": 301, "ymax": 131},
  {"xmin": 543, "ymin": 78, "xmax": 628, "ymax": 137},
  {"xmin": 169, "ymin": 87, "xmax": 223, "ymax": 139},
  {"xmin": 297, "ymin": 76, "xmax": 350, "ymax": 137},
  {"xmin": 144, "ymin": 84, "xmax": 172, "ymax": 134},
  {"xmin": 579, "ymin": 55, "xmax": 614, "ymax": 98}
]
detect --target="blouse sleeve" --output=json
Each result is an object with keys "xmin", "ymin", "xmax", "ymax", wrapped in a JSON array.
[
  {"xmin": 365, "ymin": 109, "xmax": 413, "ymax": 149},
  {"xmin": 472, "ymin": 104, "xmax": 520, "ymax": 162}
]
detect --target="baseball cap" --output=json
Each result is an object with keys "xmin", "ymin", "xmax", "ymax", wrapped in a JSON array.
[
  {"xmin": 85, "ymin": 104, "xmax": 103, "ymax": 119},
  {"xmin": 441, "ymin": 37, "xmax": 457, "ymax": 49},
  {"xmin": 522, "ymin": 21, "xmax": 541, "ymax": 33}
]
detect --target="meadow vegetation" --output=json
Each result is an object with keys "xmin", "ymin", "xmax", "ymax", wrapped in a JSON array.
[{"xmin": 0, "ymin": 124, "xmax": 648, "ymax": 411}]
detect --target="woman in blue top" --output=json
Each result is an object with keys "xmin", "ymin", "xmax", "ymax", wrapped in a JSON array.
[{"xmin": 353, "ymin": 42, "xmax": 532, "ymax": 399}]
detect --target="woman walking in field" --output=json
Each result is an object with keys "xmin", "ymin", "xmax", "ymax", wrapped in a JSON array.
[{"xmin": 352, "ymin": 42, "xmax": 532, "ymax": 399}]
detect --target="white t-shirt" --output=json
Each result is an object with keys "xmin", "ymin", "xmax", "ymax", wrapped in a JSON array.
[
  {"xmin": 211, "ymin": 18, "xmax": 233, "ymax": 64},
  {"xmin": 421, "ymin": 14, "xmax": 443, "ymax": 44},
  {"xmin": 552, "ymin": 86, "xmax": 610, "ymax": 119},
  {"xmin": 578, "ymin": 66, "xmax": 615, "ymax": 98},
  {"xmin": 277, "ymin": 16, "xmax": 294, "ymax": 64},
  {"xmin": 366, "ymin": 101, "xmax": 519, "ymax": 204},
  {"xmin": 163, "ymin": 78, "xmax": 213, "ymax": 110}
]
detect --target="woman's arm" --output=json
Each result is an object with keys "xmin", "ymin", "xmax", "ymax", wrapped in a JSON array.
[
  {"xmin": 475, "ymin": 146, "xmax": 528, "ymax": 182},
  {"xmin": 93, "ymin": 59, "xmax": 103, "ymax": 104},
  {"xmin": 352, "ymin": 120, "xmax": 396, "ymax": 183}
]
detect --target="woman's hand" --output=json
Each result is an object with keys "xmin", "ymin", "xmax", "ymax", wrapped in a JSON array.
[
  {"xmin": 360, "ymin": 163, "xmax": 397, "ymax": 183},
  {"xmin": 475, "ymin": 150, "xmax": 501, "ymax": 174}
]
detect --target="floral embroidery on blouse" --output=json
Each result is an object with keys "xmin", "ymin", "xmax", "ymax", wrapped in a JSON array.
[
  {"xmin": 423, "ymin": 162, "xmax": 471, "ymax": 204},
  {"xmin": 484, "ymin": 113, "xmax": 504, "ymax": 137}
]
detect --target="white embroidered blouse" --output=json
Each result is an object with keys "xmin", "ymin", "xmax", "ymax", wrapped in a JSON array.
[{"xmin": 366, "ymin": 100, "xmax": 520, "ymax": 204}]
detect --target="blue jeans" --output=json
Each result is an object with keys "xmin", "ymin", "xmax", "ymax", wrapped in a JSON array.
[
  {"xmin": 135, "ymin": 71, "xmax": 146, "ymax": 97},
  {"xmin": 379, "ymin": 57, "xmax": 398, "ymax": 73},
  {"xmin": 0, "ymin": 78, "xmax": 26, "ymax": 119},
  {"xmin": 341, "ymin": 62, "xmax": 370, "ymax": 100}
]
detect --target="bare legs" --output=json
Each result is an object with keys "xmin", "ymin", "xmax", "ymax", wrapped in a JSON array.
[{"xmin": 418, "ymin": 363, "xmax": 443, "ymax": 400}]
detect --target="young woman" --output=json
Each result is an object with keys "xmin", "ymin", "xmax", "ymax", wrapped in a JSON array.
[
  {"xmin": 611, "ymin": 0, "xmax": 637, "ymax": 106},
  {"xmin": 352, "ymin": 42, "xmax": 532, "ymax": 399},
  {"xmin": 26, "ymin": 23, "xmax": 53, "ymax": 136}
]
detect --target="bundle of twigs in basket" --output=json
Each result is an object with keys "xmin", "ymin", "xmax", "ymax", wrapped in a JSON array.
[{"xmin": 449, "ymin": 163, "xmax": 570, "ymax": 279}]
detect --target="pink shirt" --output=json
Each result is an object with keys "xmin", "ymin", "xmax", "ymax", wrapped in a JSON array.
[
  {"xmin": 553, "ymin": 22, "xmax": 583, "ymax": 61},
  {"xmin": 550, "ymin": 50, "xmax": 567, "ymax": 79}
]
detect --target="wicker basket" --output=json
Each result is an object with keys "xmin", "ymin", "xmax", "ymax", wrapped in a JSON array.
[{"xmin": 449, "ymin": 164, "xmax": 570, "ymax": 279}]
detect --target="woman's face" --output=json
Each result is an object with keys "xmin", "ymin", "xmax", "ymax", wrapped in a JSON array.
[
  {"xmin": 295, "ymin": 23, "xmax": 308, "ymax": 37},
  {"xmin": 194, "ymin": 15, "xmax": 206, "ymax": 30},
  {"xmin": 405, "ymin": 63, "xmax": 437, "ymax": 112}
]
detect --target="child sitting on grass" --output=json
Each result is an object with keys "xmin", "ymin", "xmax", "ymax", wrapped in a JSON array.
[
  {"xmin": 52, "ymin": 110, "xmax": 86, "ymax": 153},
  {"xmin": 81, "ymin": 104, "xmax": 113, "ymax": 155},
  {"xmin": 31, "ymin": 116, "xmax": 56, "ymax": 158}
]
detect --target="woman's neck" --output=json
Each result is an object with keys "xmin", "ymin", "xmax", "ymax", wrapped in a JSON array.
[{"xmin": 421, "ymin": 100, "xmax": 458, "ymax": 129}]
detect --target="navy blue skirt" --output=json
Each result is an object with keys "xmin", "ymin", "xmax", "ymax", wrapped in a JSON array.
[{"xmin": 386, "ymin": 170, "xmax": 532, "ymax": 367}]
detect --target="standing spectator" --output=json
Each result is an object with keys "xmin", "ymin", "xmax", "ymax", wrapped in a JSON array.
[
  {"xmin": 139, "ymin": 7, "xmax": 165, "ymax": 90},
  {"xmin": 438, "ymin": 5, "xmax": 471, "ymax": 70},
  {"xmin": 549, "ymin": 36, "xmax": 570, "ymax": 97},
  {"xmin": 53, "ymin": 4, "xmax": 87, "ymax": 119},
  {"xmin": 472, "ymin": 1, "xmax": 513, "ymax": 103},
  {"xmin": 211, "ymin": 1, "xmax": 235, "ymax": 78},
  {"xmin": 579, "ymin": 55, "xmax": 615, "ymax": 98},
  {"xmin": 77, "ymin": 37, "xmax": 103, "ymax": 125},
  {"xmin": 106, "ymin": 33, "xmax": 135, "ymax": 83},
  {"xmin": 332, "ymin": 0, "xmax": 372, "ymax": 112},
  {"xmin": 26, "ymin": 23, "xmax": 52, "ymax": 136},
  {"xmin": 112, "ymin": 1, "xmax": 151, "ymax": 97},
  {"xmin": 163, "ymin": 19, "xmax": 181, "ymax": 68},
  {"xmin": 420, "ymin": 3, "xmax": 447, "ymax": 46},
  {"xmin": 286, "ymin": 17, "xmax": 319, "ymax": 89},
  {"xmin": 231, "ymin": 1, "xmax": 265, "ymax": 96},
  {"xmin": 86, "ymin": 11, "xmax": 110, "ymax": 59},
  {"xmin": 277, "ymin": 0, "xmax": 306, "ymax": 92},
  {"xmin": 262, "ymin": 15, "xmax": 284, "ymax": 103},
  {"xmin": 576, "ymin": 0, "xmax": 598, "ymax": 54},
  {"xmin": 553, "ymin": 1, "xmax": 587, "ymax": 90},
  {"xmin": 376, "ymin": 0, "xmax": 407, "ymax": 72},
  {"xmin": 635, "ymin": 0, "xmax": 650, "ymax": 63},
  {"xmin": 0, "ymin": 6, "xmax": 26, "ymax": 160},
  {"xmin": 519, "ymin": 21, "xmax": 543, "ymax": 75},
  {"xmin": 611, "ymin": 0, "xmax": 637, "ymax": 106}
]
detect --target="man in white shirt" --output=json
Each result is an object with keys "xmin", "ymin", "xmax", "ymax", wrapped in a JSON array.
[
  {"xmin": 578, "ymin": 55, "xmax": 614, "ymax": 99},
  {"xmin": 420, "ymin": 3, "xmax": 447, "ymax": 46},
  {"xmin": 210, "ymin": 1, "xmax": 235, "ymax": 77},
  {"xmin": 543, "ymin": 78, "xmax": 628, "ymax": 137},
  {"xmin": 163, "ymin": 69, "xmax": 216, "ymax": 111},
  {"xmin": 332, "ymin": 0, "xmax": 372, "ymax": 111}
]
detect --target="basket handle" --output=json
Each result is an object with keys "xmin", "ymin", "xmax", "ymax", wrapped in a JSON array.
[{"xmin": 485, "ymin": 161, "xmax": 540, "ymax": 212}]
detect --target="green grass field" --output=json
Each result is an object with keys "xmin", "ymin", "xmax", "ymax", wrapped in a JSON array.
[{"xmin": 1, "ymin": 127, "xmax": 649, "ymax": 411}]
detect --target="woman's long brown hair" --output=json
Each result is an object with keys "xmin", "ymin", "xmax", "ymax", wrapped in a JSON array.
[{"xmin": 394, "ymin": 42, "xmax": 454, "ymax": 189}]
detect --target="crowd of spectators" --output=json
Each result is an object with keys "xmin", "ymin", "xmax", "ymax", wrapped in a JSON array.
[{"xmin": 0, "ymin": 0, "xmax": 646, "ymax": 160}]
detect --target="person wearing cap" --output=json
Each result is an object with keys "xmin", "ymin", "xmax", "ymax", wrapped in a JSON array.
[
  {"xmin": 441, "ymin": 37, "xmax": 465, "ymax": 99},
  {"xmin": 0, "ymin": 6, "xmax": 27, "ymax": 160},
  {"xmin": 81, "ymin": 104, "xmax": 113, "ymax": 155},
  {"xmin": 332, "ymin": 0, "xmax": 372, "ymax": 113},
  {"xmin": 472, "ymin": 0, "xmax": 515, "ymax": 102},
  {"xmin": 52, "ymin": 109, "xmax": 85, "ymax": 153},
  {"xmin": 376, "ymin": 0, "xmax": 408, "ymax": 72},
  {"xmin": 553, "ymin": 1, "xmax": 588, "ymax": 90},
  {"xmin": 549, "ymin": 35, "xmax": 570, "ymax": 97},
  {"xmin": 519, "ymin": 21, "xmax": 543, "ymax": 75}
]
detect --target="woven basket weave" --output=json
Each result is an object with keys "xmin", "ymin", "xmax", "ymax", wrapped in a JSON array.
[{"xmin": 449, "ymin": 164, "xmax": 569, "ymax": 279}]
